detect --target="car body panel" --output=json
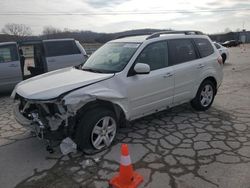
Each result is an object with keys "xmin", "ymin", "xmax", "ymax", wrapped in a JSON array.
[
  {"xmin": 0, "ymin": 42, "xmax": 22, "ymax": 92},
  {"xmin": 12, "ymin": 67, "xmax": 114, "ymax": 100},
  {"xmin": 46, "ymin": 53, "xmax": 85, "ymax": 71},
  {"xmin": 43, "ymin": 39, "xmax": 86, "ymax": 71},
  {"xmin": 126, "ymin": 66, "xmax": 174, "ymax": 119}
]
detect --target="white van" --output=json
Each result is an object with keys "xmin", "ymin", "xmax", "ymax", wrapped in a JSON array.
[{"xmin": 0, "ymin": 39, "xmax": 87, "ymax": 92}]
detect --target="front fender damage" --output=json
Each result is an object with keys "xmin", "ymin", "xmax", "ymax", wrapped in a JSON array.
[
  {"xmin": 16, "ymin": 85, "xmax": 127, "ymax": 140},
  {"xmin": 62, "ymin": 87, "xmax": 127, "ymax": 115},
  {"xmin": 15, "ymin": 86, "xmax": 127, "ymax": 153}
]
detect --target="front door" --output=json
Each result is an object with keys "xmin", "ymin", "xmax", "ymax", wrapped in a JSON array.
[
  {"xmin": 126, "ymin": 41, "xmax": 174, "ymax": 119},
  {"xmin": 0, "ymin": 43, "xmax": 22, "ymax": 91}
]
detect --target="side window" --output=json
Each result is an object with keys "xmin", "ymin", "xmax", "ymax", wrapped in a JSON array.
[
  {"xmin": 194, "ymin": 38, "xmax": 214, "ymax": 57},
  {"xmin": 44, "ymin": 40, "xmax": 81, "ymax": 57},
  {"xmin": 168, "ymin": 39, "xmax": 197, "ymax": 65},
  {"xmin": 0, "ymin": 44, "xmax": 18, "ymax": 63},
  {"xmin": 136, "ymin": 41, "xmax": 168, "ymax": 71}
]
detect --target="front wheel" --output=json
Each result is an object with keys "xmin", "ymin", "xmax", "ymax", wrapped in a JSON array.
[
  {"xmin": 75, "ymin": 107, "xmax": 117, "ymax": 154},
  {"xmin": 191, "ymin": 80, "xmax": 216, "ymax": 111}
]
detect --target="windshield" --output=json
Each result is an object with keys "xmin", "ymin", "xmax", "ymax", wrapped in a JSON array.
[{"xmin": 82, "ymin": 42, "xmax": 140, "ymax": 73}]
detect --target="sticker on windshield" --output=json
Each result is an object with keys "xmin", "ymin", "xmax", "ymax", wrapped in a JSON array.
[{"xmin": 123, "ymin": 43, "xmax": 140, "ymax": 48}]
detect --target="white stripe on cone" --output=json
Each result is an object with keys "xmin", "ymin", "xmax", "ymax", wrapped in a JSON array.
[{"xmin": 120, "ymin": 155, "xmax": 131, "ymax": 166}]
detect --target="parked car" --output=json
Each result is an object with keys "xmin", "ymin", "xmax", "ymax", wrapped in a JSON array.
[
  {"xmin": 222, "ymin": 40, "xmax": 241, "ymax": 47},
  {"xmin": 0, "ymin": 39, "xmax": 87, "ymax": 92},
  {"xmin": 213, "ymin": 42, "xmax": 229, "ymax": 63},
  {"xmin": 12, "ymin": 31, "xmax": 223, "ymax": 153}
]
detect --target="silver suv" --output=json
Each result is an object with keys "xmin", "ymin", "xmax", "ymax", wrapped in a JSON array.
[{"xmin": 12, "ymin": 31, "xmax": 223, "ymax": 153}]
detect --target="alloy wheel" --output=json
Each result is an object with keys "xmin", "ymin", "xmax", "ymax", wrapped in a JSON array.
[{"xmin": 91, "ymin": 116, "xmax": 117, "ymax": 150}]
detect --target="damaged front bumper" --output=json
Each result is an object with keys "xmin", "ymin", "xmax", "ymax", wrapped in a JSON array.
[
  {"xmin": 13, "ymin": 96, "xmax": 74, "ymax": 141},
  {"xmin": 14, "ymin": 103, "xmax": 53, "ymax": 140}
]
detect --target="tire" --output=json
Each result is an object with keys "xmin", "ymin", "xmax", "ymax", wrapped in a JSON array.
[
  {"xmin": 191, "ymin": 80, "xmax": 216, "ymax": 111},
  {"xmin": 75, "ymin": 107, "xmax": 117, "ymax": 154},
  {"xmin": 221, "ymin": 54, "xmax": 226, "ymax": 64}
]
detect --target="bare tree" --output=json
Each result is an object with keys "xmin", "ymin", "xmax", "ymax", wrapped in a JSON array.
[
  {"xmin": 42, "ymin": 26, "xmax": 62, "ymax": 35},
  {"xmin": 1, "ymin": 23, "xmax": 32, "ymax": 37}
]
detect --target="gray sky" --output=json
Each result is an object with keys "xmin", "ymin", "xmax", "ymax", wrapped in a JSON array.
[{"xmin": 0, "ymin": 0, "xmax": 250, "ymax": 35}]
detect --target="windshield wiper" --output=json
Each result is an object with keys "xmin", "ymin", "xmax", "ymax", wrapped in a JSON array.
[{"xmin": 82, "ymin": 67, "xmax": 103, "ymax": 73}]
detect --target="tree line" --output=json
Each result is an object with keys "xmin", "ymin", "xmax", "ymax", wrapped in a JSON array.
[
  {"xmin": 1, "ymin": 23, "xmax": 243, "ymax": 44},
  {"xmin": 0, "ymin": 23, "xmax": 166, "ymax": 43}
]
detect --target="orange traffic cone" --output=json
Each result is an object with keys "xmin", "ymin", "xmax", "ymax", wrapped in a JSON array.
[{"xmin": 109, "ymin": 144, "xmax": 143, "ymax": 188}]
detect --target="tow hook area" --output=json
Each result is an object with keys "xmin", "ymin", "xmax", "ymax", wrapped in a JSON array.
[
  {"xmin": 29, "ymin": 112, "xmax": 54, "ymax": 153},
  {"xmin": 30, "ymin": 112, "xmax": 45, "ymax": 138}
]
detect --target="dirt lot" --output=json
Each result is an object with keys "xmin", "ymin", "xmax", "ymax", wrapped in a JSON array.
[{"xmin": 0, "ymin": 45, "xmax": 250, "ymax": 188}]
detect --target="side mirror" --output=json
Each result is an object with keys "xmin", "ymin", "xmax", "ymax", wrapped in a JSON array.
[{"xmin": 134, "ymin": 63, "xmax": 150, "ymax": 74}]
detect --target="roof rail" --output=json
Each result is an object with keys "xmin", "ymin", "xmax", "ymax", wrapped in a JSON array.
[
  {"xmin": 146, "ymin": 30, "xmax": 204, "ymax": 40},
  {"xmin": 115, "ymin": 32, "xmax": 154, "ymax": 39}
]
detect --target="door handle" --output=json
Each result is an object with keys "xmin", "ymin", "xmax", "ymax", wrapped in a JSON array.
[
  {"xmin": 163, "ymin": 72, "xmax": 173, "ymax": 78},
  {"xmin": 8, "ymin": 64, "xmax": 18, "ymax": 68},
  {"xmin": 197, "ymin": 64, "xmax": 205, "ymax": 69}
]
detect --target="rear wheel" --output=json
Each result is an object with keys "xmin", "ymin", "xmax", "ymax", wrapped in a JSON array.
[
  {"xmin": 76, "ymin": 107, "xmax": 117, "ymax": 154},
  {"xmin": 191, "ymin": 80, "xmax": 216, "ymax": 111}
]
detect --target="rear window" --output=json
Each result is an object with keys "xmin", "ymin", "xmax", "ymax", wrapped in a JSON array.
[
  {"xmin": 194, "ymin": 38, "xmax": 214, "ymax": 57},
  {"xmin": 44, "ymin": 40, "xmax": 81, "ymax": 57},
  {"xmin": 168, "ymin": 39, "xmax": 197, "ymax": 65}
]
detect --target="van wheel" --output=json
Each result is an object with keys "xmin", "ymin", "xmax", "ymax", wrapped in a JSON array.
[
  {"xmin": 191, "ymin": 80, "xmax": 215, "ymax": 111},
  {"xmin": 75, "ymin": 107, "xmax": 117, "ymax": 154}
]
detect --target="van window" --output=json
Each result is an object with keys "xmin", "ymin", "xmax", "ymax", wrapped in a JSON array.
[
  {"xmin": 194, "ymin": 38, "xmax": 214, "ymax": 57},
  {"xmin": 136, "ymin": 41, "xmax": 168, "ymax": 71},
  {"xmin": 44, "ymin": 40, "xmax": 81, "ymax": 57},
  {"xmin": 168, "ymin": 39, "xmax": 197, "ymax": 65},
  {"xmin": 0, "ymin": 44, "xmax": 19, "ymax": 63}
]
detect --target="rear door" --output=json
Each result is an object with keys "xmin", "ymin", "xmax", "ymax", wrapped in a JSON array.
[
  {"xmin": 168, "ymin": 39, "xmax": 201, "ymax": 104},
  {"xmin": 193, "ymin": 38, "xmax": 218, "ymax": 85},
  {"xmin": 44, "ymin": 40, "xmax": 85, "ymax": 71},
  {"xmin": 0, "ymin": 43, "xmax": 22, "ymax": 91}
]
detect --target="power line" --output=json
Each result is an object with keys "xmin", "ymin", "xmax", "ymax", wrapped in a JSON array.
[{"xmin": 0, "ymin": 8, "xmax": 249, "ymax": 16}]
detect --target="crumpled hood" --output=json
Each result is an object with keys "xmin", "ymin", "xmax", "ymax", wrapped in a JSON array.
[{"xmin": 13, "ymin": 67, "xmax": 114, "ymax": 100}]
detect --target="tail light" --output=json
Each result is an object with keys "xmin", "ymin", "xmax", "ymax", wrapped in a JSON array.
[{"xmin": 217, "ymin": 56, "xmax": 223, "ymax": 65}]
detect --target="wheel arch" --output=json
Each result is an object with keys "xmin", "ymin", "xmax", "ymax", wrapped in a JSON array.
[
  {"xmin": 200, "ymin": 76, "xmax": 218, "ymax": 94},
  {"xmin": 76, "ymin": 99, "xmax": 127, "ymax": 126}
]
